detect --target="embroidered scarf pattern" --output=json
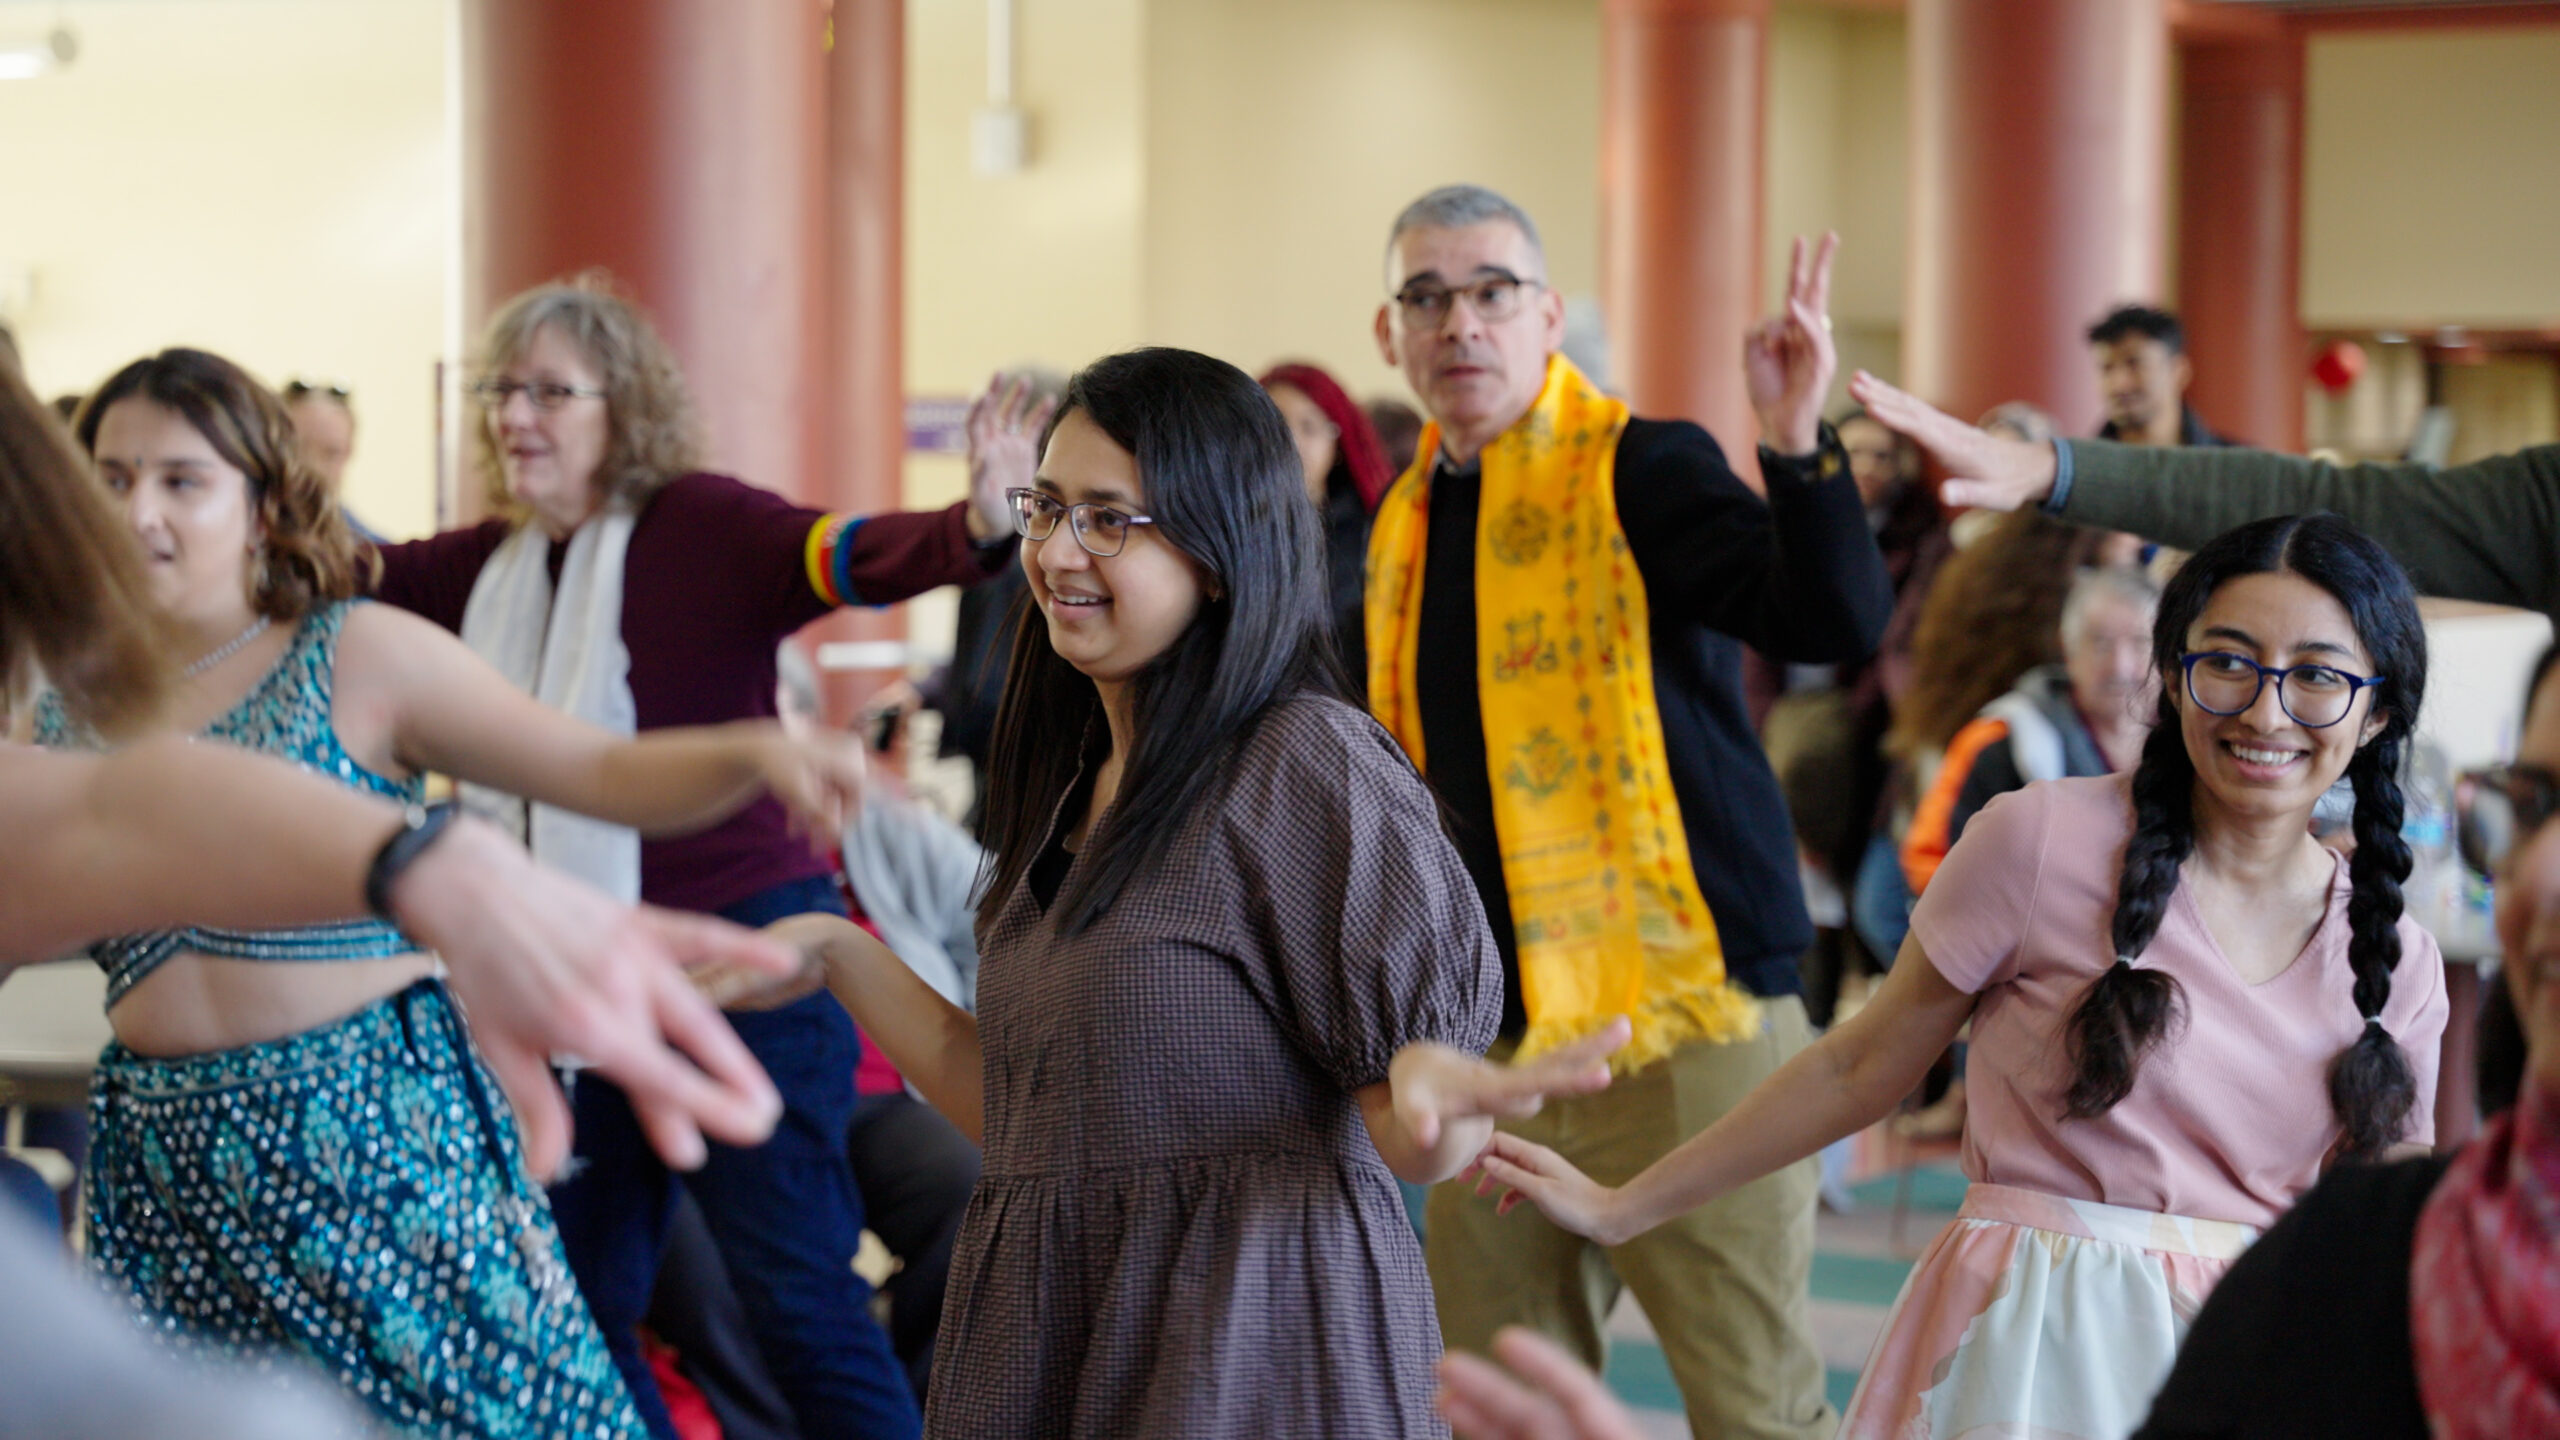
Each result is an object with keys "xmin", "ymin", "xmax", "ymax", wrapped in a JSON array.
[
  {"xmin": 2411, "ymin": 1078, "xmax": 2560, "ymax": 1440},
  {"xmin": 1365, "ymin": 353, "xmax": 1758, "ymax": 1071}
]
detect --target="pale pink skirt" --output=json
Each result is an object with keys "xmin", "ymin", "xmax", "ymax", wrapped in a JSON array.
[{"xmin": 1836, "ymin": 1182, "xmax": 2260, "ymax": 1440}]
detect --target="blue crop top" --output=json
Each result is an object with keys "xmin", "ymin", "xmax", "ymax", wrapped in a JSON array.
[{"xmin": 33, "ymin": 601, "xmax": 426, "ymax": 1008}]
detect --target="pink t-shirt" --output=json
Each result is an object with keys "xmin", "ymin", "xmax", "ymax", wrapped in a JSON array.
[{"xmin": 1910, "ymin": 774, "xmax": 2449, "ymax": 1228}]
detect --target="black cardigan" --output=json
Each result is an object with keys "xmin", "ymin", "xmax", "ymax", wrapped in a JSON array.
[
  {"xmin": 1413, "ymin": 419, "xmax": 1893, "ymax": 1034},
  {"xmin": 2134, "ymin": 1155, "xmax": 2450, "ymax": 1440}
]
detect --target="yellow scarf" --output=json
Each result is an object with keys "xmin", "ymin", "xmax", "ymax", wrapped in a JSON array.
[{"xmin": 1366, "ymin": 354, "xmax": 1758, "ymax": 1071}]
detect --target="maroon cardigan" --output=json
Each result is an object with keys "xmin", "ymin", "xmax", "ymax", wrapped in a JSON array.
[{"xmin": 374, "ymin": 472, "xmax": 1007, "ymax": 914}]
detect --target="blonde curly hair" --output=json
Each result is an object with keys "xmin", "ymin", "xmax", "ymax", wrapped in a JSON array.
[{"xmin": 472, "ymin": 271, "xmax": 703, "ymax": 515}]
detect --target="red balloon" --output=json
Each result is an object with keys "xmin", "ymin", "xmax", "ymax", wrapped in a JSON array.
[{"xmin": 2311, "ymin": 340, "xmax": 2367, "ymax": 394}]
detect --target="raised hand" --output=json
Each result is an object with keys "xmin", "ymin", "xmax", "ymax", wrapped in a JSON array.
[
  {"xmin": 1743, "ymin": 232, "xmax": 1840, "ymax": 457},
  {"xmin": 963, "ymin": 372, "xmax": 1060, "ymax": 544},
  {"xmin": 1465, "ymin": 1130, "xmax": 1635, "ymax": 1246},
  {"xmin": 1846, "ymin": 369, "xmax": 2060, "ymax": 511},
  {"xmin": 1438, "ymin": 1327, "xmax": 1647, "ymax": 1440}
]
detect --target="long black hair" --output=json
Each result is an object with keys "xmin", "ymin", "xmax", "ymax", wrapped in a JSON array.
[
  {"xmin": 2064, "ymin": 513, "xmax": 2428, "ymax": 1159},
  {"xmin": 977, "ymin": 347, "xmax": 1348, "ymax": 934}
]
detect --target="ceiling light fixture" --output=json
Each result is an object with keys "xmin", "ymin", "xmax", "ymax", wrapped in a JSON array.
[{"xmin": 0, "ymin": 27, "xmax": 75, "ymax": 81}]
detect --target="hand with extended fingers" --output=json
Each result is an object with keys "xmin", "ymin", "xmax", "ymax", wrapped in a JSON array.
[
  {"xmin": 1846, "ymin": 369, "xmax": 2062, "ymax": 512},
  {"xmin": 963, "ymin": 371, "xmax": 1060, "ymax": 544},
  {"xmin": 1437, "ymin": 1326, "xmax": 1647, "ymax": 1440},
  {"xmin": 392, "ymin": 820, "xmax": 789, "ymax": 1177},
  {"xmin": 1744, "ymin": 232, "xmax": 1841, "ymax": 458},
  {"xmin": 752, "ymin": 723, "xmax": 873, "ymax": 848},
  {"xmin": 1463, "ymin": 1129, "xmax": 1643, "ymax": 1247},
  {"xmin": 1368, "ymin": 1018, "xmax": 1630, "ymax": 1186}
]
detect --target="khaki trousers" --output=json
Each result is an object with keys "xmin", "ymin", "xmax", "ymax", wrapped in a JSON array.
[{"xmin": 1427, "ymin": 998, "xmax": 1833, "ymax": 1440}]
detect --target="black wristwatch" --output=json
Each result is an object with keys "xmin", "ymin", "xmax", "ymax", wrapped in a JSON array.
[{"xmin": 365, "ymin": 802, "xmax": 460, "ymax": 922}]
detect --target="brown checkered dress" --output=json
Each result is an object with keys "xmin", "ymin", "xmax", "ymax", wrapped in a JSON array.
[{"xmin": 924, "ymin": 696, "xmax": 1501, "ymax": 1439}]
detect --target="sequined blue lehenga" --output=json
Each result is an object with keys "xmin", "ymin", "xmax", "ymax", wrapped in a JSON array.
[{"xmin": 36, "ymin": 601, "xmax": 645, "ymax": 1438}]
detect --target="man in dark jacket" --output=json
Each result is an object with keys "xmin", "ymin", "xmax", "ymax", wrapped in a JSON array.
[{"xmin": 1370, "ymin": 184, "xmax": 1891, "ymax": 1440}]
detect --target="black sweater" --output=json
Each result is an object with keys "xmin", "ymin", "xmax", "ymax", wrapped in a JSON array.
[
  {"xmin": 1413, "ymin": 419, "xmax": 1893, "ymax": 1035},
  {"xmin": 2134, "ymin": 1155, "xmax": 2449, "ymax": 1440}
]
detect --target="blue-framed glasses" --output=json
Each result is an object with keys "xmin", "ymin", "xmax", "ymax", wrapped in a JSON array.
[{"xmin": 2180, "ymin": 650, "xmax": 2384, "ymax": 729}]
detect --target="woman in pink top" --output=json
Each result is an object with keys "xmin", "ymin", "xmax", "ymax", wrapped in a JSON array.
[{"xmin": 1472, "ymin": 512, "xmax": 2449, "ymax": 1440}]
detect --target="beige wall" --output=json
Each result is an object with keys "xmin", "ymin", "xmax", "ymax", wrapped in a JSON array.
[
  {"xmin": 7, "ymin": 0, "xmax": 2550, "ymax": 562},
  {"xmin": 0, "ymin": 0, "xmax": 452, "ymax": 539},
  {"xmin": 1139, "ymin": 0, "xmax": 1600, "ymax": 401},
  {"xmin": 2303, "ymin": 26, "xmax": 2560, "ymax": 328}
]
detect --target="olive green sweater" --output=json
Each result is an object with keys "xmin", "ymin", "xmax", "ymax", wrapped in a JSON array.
[{"xmin": 2058, "ymin": 440, "xmax": 2560, "ymax": 623}]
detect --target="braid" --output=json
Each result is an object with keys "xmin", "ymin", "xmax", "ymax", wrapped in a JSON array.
[
  {"xmin": 2063, "ymin": 720, "xmax": 2193, "ymax": 1120},
  {"xmin": 2329, "ymin": 734, "xmax": 2419, "ymax": 1157}
]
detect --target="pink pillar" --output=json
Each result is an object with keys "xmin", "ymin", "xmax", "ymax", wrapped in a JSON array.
[
  {"xmin": 461, "ymin": 0, "xmax": 831, "ymax": 524},
  {"xmin": 808, "ymin": 0, "xmax": 911, "ymax": 722},
  {"xmin": 1603, "ymin": 0, "xmax": 1769, "ymax": 483},
  {"xmin": 1905, "ymin": 0, "xmax": 2168, "ymax": 433},
  {"xmin": 2178, "ymin": 25, "xmax": 2306, "ymax": 452}
]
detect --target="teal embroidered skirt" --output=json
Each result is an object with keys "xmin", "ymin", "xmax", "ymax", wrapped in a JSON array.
[{"xmin": 86, "ymin": 978, "xmax": 646, "ymax": 1439}]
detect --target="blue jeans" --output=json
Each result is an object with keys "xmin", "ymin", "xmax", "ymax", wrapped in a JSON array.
[
  {"xmin": 0, "ymin": 1154, "xmax": 57, "ymax": 1233},
  {"xmin": 550, "ymin": 875, "xmax": 921, "ymax": 1440}
]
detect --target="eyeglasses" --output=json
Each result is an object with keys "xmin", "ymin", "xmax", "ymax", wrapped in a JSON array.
[
  {"xmin": 1392, "ymin": 272, "xmax": 1541, "ymax": 328},
  {"xmin": 1007, "ymin": 487, "xmax": 1158, "ymax": 558},
  {"xmin": 470, "ymin": 378, "xmax": 606, "ymax": 412},
  {"xmin": 284, "ymin": 379, "xmax": 351, "ymax": 402},
  {"xmin": 2180, "ymin": 650, "xmax": 2384, "ymax": 730},
  {"xmin": 2457, "ymin": 764, "xmax": 2560, "ymax": 879}
]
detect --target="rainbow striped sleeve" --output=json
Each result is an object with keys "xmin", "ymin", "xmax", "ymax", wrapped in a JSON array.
[{"xmin": 802, "ymin": 512, "xmax": 870, "ymax": 608}]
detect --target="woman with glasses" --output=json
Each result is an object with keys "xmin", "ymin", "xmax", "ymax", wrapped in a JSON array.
[
  {"xmin": 732, "ymin": 346, "xmax": 1629, "ymax": 1439},
  {"xmin": 365, "ymin": 274, "xmax": 1013, "ymax": 1440},
  {"xmin": 30, "ymin": 346, "xmax": 868, "ymax": 1439},
  {"xmin": 1473, "ymin": 511, "xmax": 2449, "ymax": 1440},
  {"xmin": 2127, "ymin": 649, "xmax": 2558, "ymax": 1440}
]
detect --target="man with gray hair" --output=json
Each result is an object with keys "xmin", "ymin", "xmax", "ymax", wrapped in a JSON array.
[
  {"xmin": 1900, "ymin": 564, "xmax": 2159, "ymax": 896},
  {"xmin": 1365, "ymin": 183, "xmax": 1891, "ymax": 1438}
]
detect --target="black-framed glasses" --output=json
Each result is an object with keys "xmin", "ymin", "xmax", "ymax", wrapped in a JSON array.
[
  {"xmin": 1007, "ymin": 487, "xmax": 1158, "ymax": 558},
  {"xmin": 470, "ymin": 377, "xmax": 606, "ymax": 412},
  {"xmin": 283, "ymin": 379, "xmax": 350, "ymax": 402},
  {"xmin": 1392, "ymin": 272, "xmax": 1541, "ymax": 328},
  {"xmin": 2457, "ymin": 764, "xmax": 2560, "ymax": 878},
  {"xmin": 2180, "ymin": 650, "xmax": 2384, "ymax": 729}
]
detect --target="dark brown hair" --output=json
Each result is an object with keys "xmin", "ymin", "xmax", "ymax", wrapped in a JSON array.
[
  {"xmin": 0, "ymin": 362, "xmax": 170, "ymax": 735},
  {"xmin": 75, "ymin": 349, "xmax": 375, "ymax": 622},
  {"xmin": 978, "ymin": 348, "xmax": 1348, "ymax": 934},
  {"xmin": 472, "ymin": 272, "xmax": 702, "ymax": 515},
  {"xmin": 2066, "ymin": 514, "xmax": 2426, "ymax": 1159}
]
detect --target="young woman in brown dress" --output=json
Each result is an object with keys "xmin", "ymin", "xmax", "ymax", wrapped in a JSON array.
[{"xmin": 747, "ymin": 347, "xmax": 1627, "ymax": 1438}]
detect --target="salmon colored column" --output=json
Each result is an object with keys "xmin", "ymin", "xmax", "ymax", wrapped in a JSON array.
[
  {"xmin": 812, "ymin": 0, "xmax": 911, "ymax": 722},
  {"xmin": 460, "ymin": 0, "xmax": 831, "ymax": 523},
  {"xmin": 1905, "ymin": 0, "xmax": 2168, "ymax": 434},
  {"xmin": 2178, "ymin": 25, "xmax": 2305, "ymax": 453},
  {"xmin": 1602, "ymin": 0, "xmax": 1768, "ymax": 483}
]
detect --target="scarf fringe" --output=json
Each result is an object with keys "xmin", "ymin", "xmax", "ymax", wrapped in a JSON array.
[{"xmin": 1516, "ymin": 981, "xmax": 1764, "ymax": 1075}]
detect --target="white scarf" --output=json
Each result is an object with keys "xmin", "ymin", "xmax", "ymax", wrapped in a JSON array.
[{"xmin": 457, "ymin": 504, "xmax": 642, "ymax": 902}]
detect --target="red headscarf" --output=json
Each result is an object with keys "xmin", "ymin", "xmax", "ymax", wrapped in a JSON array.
[
  {"xmin": 1259, "ymin": 361, "xmax": 1394, "ymax": 513},
  {"xmin": 2411, "ymin": 1079, "xmax": 2560, "ymax": 1440}
]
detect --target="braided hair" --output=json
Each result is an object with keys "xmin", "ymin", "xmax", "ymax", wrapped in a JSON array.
[{"xmin": 2062, "ymin": 514, "xmax": 2427, "ymax": 1158}]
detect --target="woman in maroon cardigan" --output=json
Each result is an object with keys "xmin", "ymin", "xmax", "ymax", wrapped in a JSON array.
[{"xmin": 371, "ymin": 274, "xmax": 1013, "ymax": 1440}]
